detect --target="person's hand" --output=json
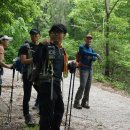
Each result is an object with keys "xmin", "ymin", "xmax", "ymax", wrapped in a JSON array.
[
  {"xmin": 96, "ymin": 53, "xmax": 102, "ymax": 62},
  {"xmin": 10, "ymin": 63, "xmax": 15, "ymax": 69},
  {"xmin": 41, "ymin": 39, "xmax": 50, "ymax": 44},
  {"xmin": 75, "ymin": 61, "xmax": 79, "ymax": 68},
  {"xmin": 68, "ymin": 62, "xmax": 77, "ymax": 73}
]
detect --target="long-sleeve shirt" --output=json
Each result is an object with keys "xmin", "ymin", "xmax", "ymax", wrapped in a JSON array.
[{"xmin": 79, "ymin": 44, "xmax": 97, "ymax": 71}]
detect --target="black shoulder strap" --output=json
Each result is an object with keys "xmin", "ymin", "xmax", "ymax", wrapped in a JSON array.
[{"xmin": 62, "ymin": 48, "xmax": 66, "ymax": 55}]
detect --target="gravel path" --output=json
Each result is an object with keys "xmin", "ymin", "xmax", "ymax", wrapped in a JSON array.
[{"xmin": 0, "ymin": 68, "xmax": 130, "ymax": 130}]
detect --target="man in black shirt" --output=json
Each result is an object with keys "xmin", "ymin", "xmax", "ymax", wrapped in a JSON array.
[
  {"xmin": 33, "ymin": 24, "xmax": 68, "ymax": 130},
  {"xmin": 19, "ymin": 29, "xmax": 40, "ymax": 125}
]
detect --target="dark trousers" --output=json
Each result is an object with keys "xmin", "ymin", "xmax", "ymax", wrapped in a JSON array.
[
  {"xmin": 33, "ymin": 84, "xmax": 39, "ymax": 106},
  {"xmin": 22, "ymin": 73, "xmax": 33, "ymax": 116},
  {"xmin": 39, "ymin": 81, "xmax": 64, "ymax": 130}
]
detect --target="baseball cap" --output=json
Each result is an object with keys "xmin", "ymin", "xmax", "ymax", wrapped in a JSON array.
[
  {"xmin": 0, "ymin": 35, "xmax": 13, "ymax": 41},
  {"xmin": 49, "ymin": 24, "xmax": 67, "ymax": 34},
  {"xmin": 86, "ymin": 34, "xmax": 93, "ymax": 39},
  {"xmin": 29, "ymin": 29, "xmax": 40, "ymax": 35}
]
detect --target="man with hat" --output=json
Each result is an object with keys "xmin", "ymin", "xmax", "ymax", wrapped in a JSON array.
[
  {"xmin": 74, "ymin": 34, "xmax": 102, "ymax": 109},
  {"xmin": 0, "ymin": 35, "xmax": 13, "ymax": 96},
  {"xmin": 33, "ymin": 24, "xmax": 68, "ymax": 130},
  {"xmin": 18, "ymin": 29, "xmax": 40, "ymax": 125}
]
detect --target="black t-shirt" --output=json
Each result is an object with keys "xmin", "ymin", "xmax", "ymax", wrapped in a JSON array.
[
  {"xmin": 19, "ymin": 42, "xmax": 39, "ymax": 73},
  {"xmin": 19, "ymin": 42, "xmax": 38, "ymax": 57},
  {"xmin": 33, "ymin": 43, "xmax": 64, "ymax": 79}
]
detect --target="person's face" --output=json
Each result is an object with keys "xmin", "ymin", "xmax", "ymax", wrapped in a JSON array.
[
  {"xmin": 1, "ymin": 39, "xmax": 10, "ymax": 48},
  {"xmin": 31, "ymin": 34, "xmax": 40, "ymax": 43},
  {"xmin": 85, "ymin": 37, "xmax": 92, "ymax": 46},
  {"xmin": 50, "ymin": 30, "xmax": 65, "ymax": 45}
]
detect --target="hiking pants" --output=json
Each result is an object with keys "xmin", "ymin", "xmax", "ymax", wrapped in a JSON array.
[
  {"xmin": 22, "ymin": 73, "xmax": 33, "ymax": 116},
  {"xmin": 33, "ymin": 84, "xmax": 40, "ymax": 106},
  {"xmin": 74, "ymin": 69, "xmax": 92, "ymax": 104},
  {"xmin": 39, "ymin": 81, "xmax": 64, "ymax": 130}
]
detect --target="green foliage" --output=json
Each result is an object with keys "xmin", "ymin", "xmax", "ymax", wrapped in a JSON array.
[
  {"xmin": 111, "ymin": 81, "xmax": 127, "ymax": 90},
  {"xmin": 4, "ymin": 17, "xmax": 29, "ymax": 63},
  {"xmin": 94, "ymin": 73, "xmax": 107, "ymax": 83},
  {"xmin": 68, "ymin": 0, "xmax": 130, "ymax": 92},
  {"xmin": 25, "ymin": 125, "xmax": 39, "ymax": 130},
  {"xmin": 68, "ymin": 0, "xmax": 104, "ymax": 39},
  {"xmin": 63, "ymin": 35, "xmax": 81, "ymax": 60},
  {"xmin": 4, "ymin": 46, "xmax": 16, "ymax": 63},
  {"xmin": 94, "ymin": 73, "xmax": 129, "ymax": 94},
  {"xmin": 0, "ymin": 0, "xmax": 40, "ymax": 32},
  {"xmin": 0, "ymin": 0, "xmax": 130, "ymax": 94}
]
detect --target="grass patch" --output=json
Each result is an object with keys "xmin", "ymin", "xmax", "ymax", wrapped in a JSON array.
[
  {"xmin": 25, "ymin": 125, "xmax": 39, "ymax": 130},
  {"xmin": 94, "ymin": 73, "xmax": 130, "ymax": 94}
]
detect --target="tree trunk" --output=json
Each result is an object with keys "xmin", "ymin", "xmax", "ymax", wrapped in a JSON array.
[
  {"xmin": 105, "ymin": 14, "xmax": 110, "ymax": 76},
  {"xmin": 105, "ymin": 0, "xmax": 110, "ymax": 76},
  {"xmin": 104, "ymin": 0, "xmax": 120, "ymax": 76}
]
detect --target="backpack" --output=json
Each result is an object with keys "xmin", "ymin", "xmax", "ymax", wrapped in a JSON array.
[
  {"xmin": 14, "ymin": 57, "xmax": 24, "ymax": 73},
  {"xmin": 14, "ymin": 41, "xmax": 31, "ymax": 74},
  {"xmin": 30, "ymin": 43, "xmax": 68, "ymax": 83}
]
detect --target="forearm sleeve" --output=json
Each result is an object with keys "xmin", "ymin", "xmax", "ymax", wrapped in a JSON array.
[{"xmin": 79, "ymin": 46, "xmax": 97, "ymax": 57}]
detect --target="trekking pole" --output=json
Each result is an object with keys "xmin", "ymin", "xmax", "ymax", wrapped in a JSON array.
[
  {"xmin": 7, "ymin": 67, "xmax": 15, "ymax": 123},
  {"xmin": 51, "ymin": 70, "xmax": 54, "ymax": 100},
  {"xmin": 61, "ymin": 79, "xmax": 64, "ymax": 98},
  {"xmin": 68, "ymin": 72, "xmax": 75, "ymax": 130},
  {"xmin": 64, "ymin": 73, "xmax": 73, "ymax": 130},
  {"xmin": 49, "ymin": 61, "xmax": 54, "ymax": 101}
]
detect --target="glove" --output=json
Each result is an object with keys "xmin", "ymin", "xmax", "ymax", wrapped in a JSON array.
[
  {"xmin": 96, "ymin": 53, "xmax": 102, "ymax": 62},
  {"xmin": 68, "ymin": 62, "xmax": 76, "ymax": 73}
]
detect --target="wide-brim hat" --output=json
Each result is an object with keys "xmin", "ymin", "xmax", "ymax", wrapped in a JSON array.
[{"xmin": 0, "ymin": 35, "xmax": 13, "ymax": 41}]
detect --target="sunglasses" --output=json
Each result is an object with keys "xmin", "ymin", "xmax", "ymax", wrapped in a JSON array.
[
  {"xmin": 86, "ymin": 37, "xmax": 92, "ymax": 39},
  {"xmin": 2, "ymin": 39, "xmax": 9, "ymax": 41}
]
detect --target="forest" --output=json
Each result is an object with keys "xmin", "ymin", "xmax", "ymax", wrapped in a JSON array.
[{"xmin": 0, "ymin": 0, "xmax": 130, "ymax": 93}]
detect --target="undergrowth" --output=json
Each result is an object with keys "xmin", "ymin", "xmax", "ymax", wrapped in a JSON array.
[{"xmin": 94, "ymin": 73, "xmax": 130, "ymax": 95}]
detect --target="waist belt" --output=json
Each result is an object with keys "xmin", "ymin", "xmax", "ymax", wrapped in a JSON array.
[{"xmin": 78, "ymin": 62, "xmax": 92, "ymax": 68}]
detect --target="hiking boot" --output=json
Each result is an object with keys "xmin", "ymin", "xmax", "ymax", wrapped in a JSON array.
[
  {"xmin": 81, "ymin": 102, "xmax": 90, "ymax": 109},
  {"xmin": 24, "ymin": 114, "xmax": 35, "ymax": 125},
  {"xmin": 73, "ymin": 103, "xmax": 82, "ymax": 109}
]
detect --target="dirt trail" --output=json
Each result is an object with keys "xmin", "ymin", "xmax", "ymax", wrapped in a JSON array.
[{"xmin": 0, "ymin": 68, "xmax": 130, "ymax": 130}]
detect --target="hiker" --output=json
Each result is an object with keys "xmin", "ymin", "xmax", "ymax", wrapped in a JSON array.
[
  {"xmin": 0, "ymin": 35, "xmax": 13, "ymax": 96},
  {"xmin": 73, "ymin": 34, "xmax": 102, "ymax": 109},
  {"xmin": 33, "ymin": 24, "xmax": 71, "ymax": 130},
  {"xmin": 18, "ymin": 29, "xmax": 40, "ymax": 125}
]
